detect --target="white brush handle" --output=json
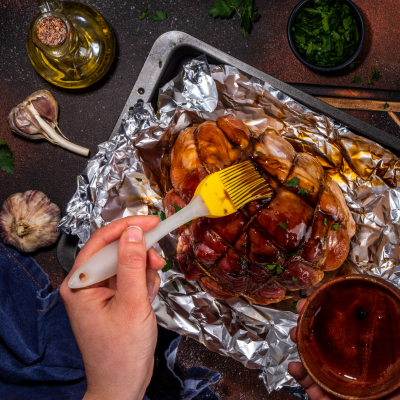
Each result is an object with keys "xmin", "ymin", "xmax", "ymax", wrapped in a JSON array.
[{"xmin": 68, "ymin": 196, "xmax": 210, "ymax": 289}]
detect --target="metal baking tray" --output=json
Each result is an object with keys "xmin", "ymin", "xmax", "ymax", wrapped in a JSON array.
[{"xmin": 57, "ymin": 30, "xmax": 400, "ymax": 271}]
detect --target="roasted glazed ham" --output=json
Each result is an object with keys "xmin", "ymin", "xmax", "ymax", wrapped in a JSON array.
[{"xmin": 164, "ymin": 115, "xmax": 356, "ymax": 305}]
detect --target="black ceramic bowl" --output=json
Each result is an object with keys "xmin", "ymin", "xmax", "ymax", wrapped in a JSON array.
[{"xmin": 287, "ymin": 0, "xmax": 365, "ymax": 73}]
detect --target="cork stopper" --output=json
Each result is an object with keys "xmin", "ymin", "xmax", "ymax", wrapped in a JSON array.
[{"xmin": 36, "ymin": 16, "xmax": 67, "ymax": 46}]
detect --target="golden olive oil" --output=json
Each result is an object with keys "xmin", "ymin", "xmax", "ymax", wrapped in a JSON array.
[{"xmin": 27, "ymin": 1, "xmax": 115, "ymax": 89}]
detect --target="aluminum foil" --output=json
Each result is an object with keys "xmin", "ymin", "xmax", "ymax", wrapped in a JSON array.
[{"xmin": 58, "ymin": 55, "xmax": 400, "ymax": 394}]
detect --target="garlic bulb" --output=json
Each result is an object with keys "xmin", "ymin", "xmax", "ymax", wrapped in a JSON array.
[
  {"xmin": 0, "ymin": 191, "xmax": 61, "ymax": 253},
  {"xmin": 8, "ymin": 90, "xmax": 89, "ymax": 157}
]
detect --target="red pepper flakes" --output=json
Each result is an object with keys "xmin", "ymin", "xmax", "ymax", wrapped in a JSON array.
[{"xmin": 36, "ymin": 16, "xmax": 67, "ymax": 46}]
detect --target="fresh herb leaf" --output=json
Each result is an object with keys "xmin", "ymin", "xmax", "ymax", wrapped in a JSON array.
[
  {"xmin": 232, "ymin": 145, "xmax": 240, "ymax": 150},
  {"xmin": 356, "ymin": 307, "xmax": 368, "ymax": 320},
  {"xmin": 182, "ymin": 280, "xmax": 188, "ymax": 286},
  {"xmin": 241, "ymin": 243, "xmax": 247, "ymax": 248},
  {"xmin": 162, "ymin": 259, "xmax": 173, "ymax": 273},
  {"xmin": 152, "ymin": 210, "xmax": 158, "ymax": 216},
  {"xmin": 274, "ymin": 175, "xmax": 279, "ymax": 179},
  {"xmin": 160, "ymin": 211, "xmax": 166, "ymax": 221},
  {"xmin": 331, "ymin": 224, "xmax": 339, "ymax": 231},
  {"xmin": 262, "ymin": 264, "xmax": 276, "ymax": 270},
  {"xmin": 276, "ymin": 266, "xmax": 283, "ymax": 275},
  {"xmin": 384, "ymin": 102, "xmax": 390, "ymax": 109},
  {"xmin": 292, "ymin": 276, "xmax": 298, "ymax": 282},
  {"xmin": 238, "ymin": 256, "xmax": 246, "ymax": 266},
  {"xmin": 352, "ymin": 76, "xmax": 363, "ymax": 85},
  {"xmin": 0, "ymin": 140, "xmax": 15, "ymax": 174},
  {"xmin": 171, "ymin": 203, "xmax": 182, "ymax": 213},
  {"xmin": 148, "ymin": 10, "xmax": 168, "ymax": 20},
  {"xmin": 298, "ymin": 187, "xmax": 310, "ymax": 196},
  {"xmin": 140, "ymin": 4, "xmax": 167, "ymax": 21},
  {"xmin": 301, "ymin": 140, "xmax": 306, "ymax": 144},
  {"xmin": 278, "ymin": 222, "xmax": 288, "ymax": 231},
  {"xmin": 185, "ymin": 221, "xmax": 191, "ymax": 226},
  {"xmin": 372, "ymin": 66, "xmax": 382, "ymax": 81},
  {"xmin": 286, "ymin": 177, "xmax": 300, "ymax": 187},
  {"xmin": 299, "ymin": 290, "xmax": 308, "ymax": 299},
  {"xmin": 208, "ymin": 0, "xmax": 237, "ymax": 18},
  {"xmin": 256, "ymin": 150, "xmax": 266, "ymax": 158},
  {"xmin": 172, "ymin": 281, "xmax": 179, "ymax": 292},
  {"xmin": 207, "ymin": 0, "xmax": 259, "ymax": 38},
  {"xmin": 367, "ymin": 77, "xmax": 373, "ymax": 85},
  {"xmin": 139, "ymin": 4, "xmax": 150, "ymax": 19},
  {"xmin": 135, "ymin": 177, "xmax": 143, "ymax": 182},
  {"xmin": 287, "ymin": 249, "xmax": 303, "ymax": 257},
  {"xmin": 323, "ymin": 218, "xmax": 327, "ymax": 227},
  {"xmin": 312, "ymin": 185, "xmax": 315, "ymax": 193},
  {"xmin": 290, "ymin": 301, "xmax": 298, "ymax": 311}
]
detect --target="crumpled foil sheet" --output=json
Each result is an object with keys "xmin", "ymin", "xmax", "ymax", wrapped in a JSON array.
[{"xmin": 58, "ymin": 55, "xmax": 400, "ymax": 394}]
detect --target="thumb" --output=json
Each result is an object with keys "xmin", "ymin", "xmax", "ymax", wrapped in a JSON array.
[{"xmin": 116, "ymin": 226, "xmax": 148, "ymax": 306}]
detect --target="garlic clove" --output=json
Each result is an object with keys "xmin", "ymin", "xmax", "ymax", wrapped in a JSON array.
[
  {"xmin": 25, "ymin": 90, "xmax": 58, "ymax": 128},
  {"xmin": 9, "ymin": 90, "xmax": 89, "ymax": 156},
  {"xmin": 0, "ymin": 190, "xmax": 61, "ymax": 253},
  {"xmin": 7, "ymin": 104, "xmax": 45, "ymax": 140}
]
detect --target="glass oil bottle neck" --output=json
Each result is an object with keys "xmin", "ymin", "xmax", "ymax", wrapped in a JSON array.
[{"xmin": 37, "ymin": 0, "xmax": 62, "ymax": 13}]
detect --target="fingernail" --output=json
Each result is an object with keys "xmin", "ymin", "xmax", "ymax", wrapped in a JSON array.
[
  {"xmin": 124, "ymin": 226, "xmax": 143, "ymax": 242},
  {"xmin": 155, "ymin": 251, "xmax": 166, "ymax": 265},
  {"xmin": 147, "ymin": 285, "xmax": 154, "ymax": 300}
]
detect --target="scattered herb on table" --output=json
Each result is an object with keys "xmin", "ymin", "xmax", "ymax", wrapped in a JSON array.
[
  {"xmin": 352, "ymin": 76, "xmax": 363, "ymax": 85},
  {"xmin": 140, "ymin": 4, "xmax": 167, "ymax": 21},
  {"xmin": 384, "ymin": 102, "xmax": 390, "ymax": 110},
  {"xmin": 356, "ymin": 307, "xmax": 368, "ymax": 320},
  {"xmin": 162, "ymin": 259, "xmax": 173, "ymax": 273},
  {"xmin": 372, "ymin": 66, "xmax": 382, "ymax": 81},
  {"xmin": 349, "ymin": 61, "xmax": 359, "ymax": 69},
  {"xmin": 290, "ymin": 300, "xmax": 298, "ymax": 311},
  {"xmin": 0, "ymin": 139, "xmax": 15, "ymax": 174},
  {"xmin": 292, "ymin": 0, "xmax": 360, "ymax": 67},
  {"xmin": 286, "ymin": 177, "xmax": 300, "ymax": 187},
  {"xmin": 207, "ymin": 0, "xmax": 260, "ymax": 38},
  {"xmin": 367, "ymin": 77, "xmax": 373, "ymax": 85},
  {"xmin": 397, "ymin": 80, "xmax": 400, "ymax": 89},
  {"xmin": 278, "ymin": 222, "xmax": 288, "ymax": 231}
]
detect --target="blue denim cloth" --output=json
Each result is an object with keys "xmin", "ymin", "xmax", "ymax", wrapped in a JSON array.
[{"xmin": 0, "ymin": 238, "xmax": 220, "ymax": 399}]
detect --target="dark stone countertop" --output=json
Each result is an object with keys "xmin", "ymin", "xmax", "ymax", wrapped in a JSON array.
[{"xmin": 1, "ymin": 0, "xmax": 400, "ymax": 399}]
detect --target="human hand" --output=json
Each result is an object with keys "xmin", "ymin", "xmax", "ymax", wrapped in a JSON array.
[
  {"xmin": 60, "ymin": 216, "xmax": 166, "ymax": 400},
  {"xmin": 288, "ymin": 301, "xmax": 400, "ymax": 400}
]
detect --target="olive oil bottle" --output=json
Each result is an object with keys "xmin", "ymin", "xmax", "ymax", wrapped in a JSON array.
[{"xmin": 27, "ymin": 0, "xmax": 115, "ymax": 89}]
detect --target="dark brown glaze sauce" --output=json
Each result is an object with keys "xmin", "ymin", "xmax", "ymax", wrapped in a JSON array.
[{"xmin": 300, "ymin": 278, "xmax": 400, "ymax": 399}]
